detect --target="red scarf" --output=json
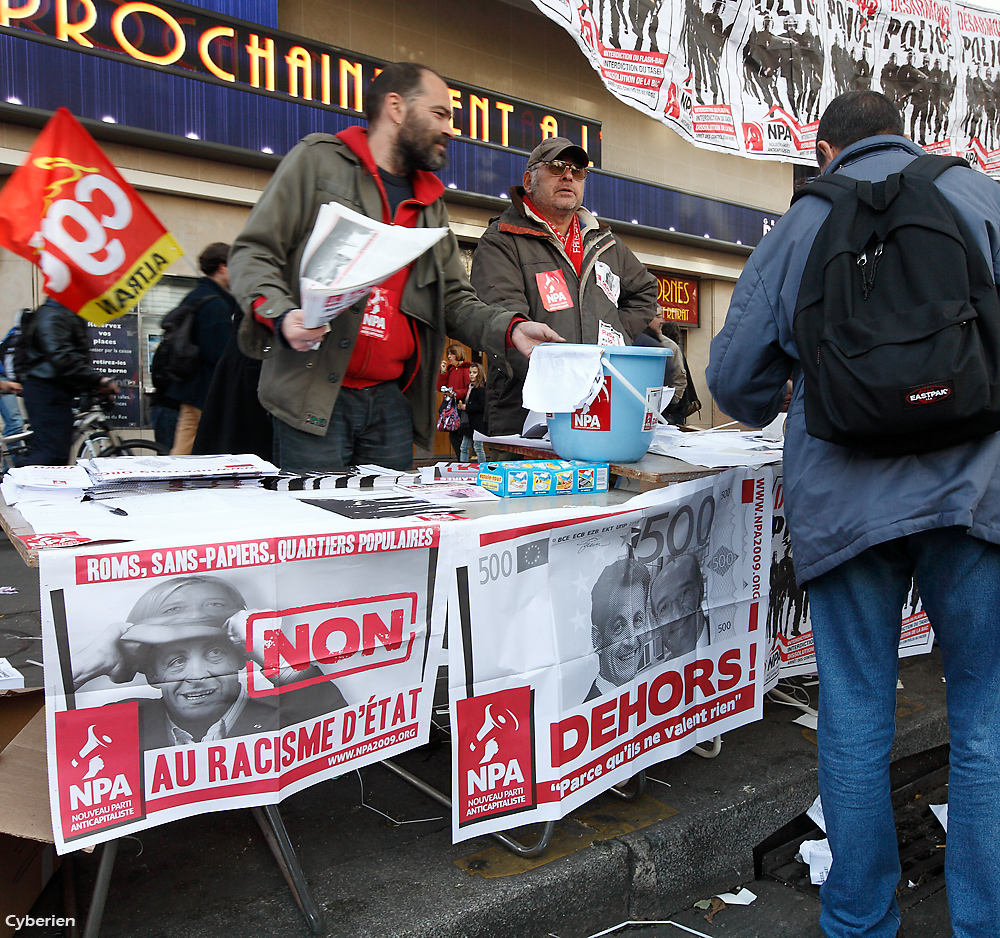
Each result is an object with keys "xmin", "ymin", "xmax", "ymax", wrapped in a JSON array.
[{"xmin": 524, "ymin": 197, "xmax": 583, "ymax": 275}]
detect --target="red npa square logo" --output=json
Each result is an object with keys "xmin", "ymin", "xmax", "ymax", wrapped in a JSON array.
[
  {"xmin": 55, "ymin": 702, "xmax": 143, "ymax": 840},
  {"xmin": 455, "ymin": 686, "xmax": 534, "ymax": 825},
  {"xmin": 535, "ymin": 269, "xmax": 574, "ymax": 312},
  {"xmin": 571, "ymin": 385, "xmax": 611, "ymax": 432}
]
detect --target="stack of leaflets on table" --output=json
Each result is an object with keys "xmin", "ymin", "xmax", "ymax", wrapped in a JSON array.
[
  {"xmin": 417, "ymin": 462, "xmax": 481, "ymax": 483},
  {"xmin": 262, "ymin": 465, "xmax": 419, "ymax": 492},
  {"xmin": 1, "ymin": 465, "xmax": 92, "ymax": 505},
  {"xmin": 299, "ymin": 201, "xmax": 450, "ymax": 328},
  {"xmin": 395, "ymin": 483, "xmax": 499, "ymax": 505},
  {"xmin": 78, "ymin": 454, "xmax": 279, "ymax": 498}
]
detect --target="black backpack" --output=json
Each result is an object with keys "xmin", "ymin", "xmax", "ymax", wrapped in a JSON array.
[
  {"xmin": 791, "ymin": 154, "xmax": 1000, "ymax": 457},
  {"xmin": 154, "ymin": 295, "xmax": 212, "ymax": 386}
]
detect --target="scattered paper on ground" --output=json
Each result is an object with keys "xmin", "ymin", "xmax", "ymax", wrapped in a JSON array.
[
  {"xmin": 807, "ymin": 794, "xmax": 826, "ymax": 832},
  {"xmin": 930, "ymin": 803, "xmax": 948, "ymax": 832},
  {"xmin": 798, "ymin": 838, "xmax": 833, "ymax": 885},
  {"xmin": 716, "ymin": 887, "xmax": 756, "ymax": 905},
  {"xmin": 794, "ymin": 712, "xmax": 818, "ymax": 730}
]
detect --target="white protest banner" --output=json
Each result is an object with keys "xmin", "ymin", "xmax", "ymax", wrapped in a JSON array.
[
  {"xmin": 530, "ymin": 0, "xmax": 1000, "ymax": 177},
  {"xmin": 767, "ymin": 473, "xmax": 934, "ymax": 681},
  {"xmin": 41, "ymin": 523, "xmax": 446, "ymax": 854},
  {"xmin": 447, "ymin": 467, "xmax": 772, "ymax": 842}
]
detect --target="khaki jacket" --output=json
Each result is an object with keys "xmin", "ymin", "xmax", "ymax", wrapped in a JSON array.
[
  {"xmin": 229, "ymin": 133, "xmax": 516, "ymax": 448},
  {"xmin": 470, "ymin": 190, "xmax": 658, "ymax": 435}
]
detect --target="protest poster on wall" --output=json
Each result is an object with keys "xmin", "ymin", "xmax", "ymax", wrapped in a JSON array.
[
  {"xmin": 530, "ymin": 0, "xmax": 1000, "ymax": 176},
  {"xmin": 40, "ymin": 523, "xmax": 446, "ymax": 854},
  {"xmin": 766, "ymin": 473, "xmax": 934, "ymax": 681},
  {"xmin": 447, "ymin": 467, "xmax": 772, "ymax": 842}
]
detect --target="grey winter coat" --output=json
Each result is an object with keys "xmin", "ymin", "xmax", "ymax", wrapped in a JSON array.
[{"xmin": 708, "ymin": 135, "xmax": 1000, "ymax": 584}]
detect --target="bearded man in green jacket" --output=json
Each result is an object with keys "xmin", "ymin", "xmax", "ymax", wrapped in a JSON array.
[{"xmin": 229, "ymin": 62, "xmax": 559, "ymax": 471}]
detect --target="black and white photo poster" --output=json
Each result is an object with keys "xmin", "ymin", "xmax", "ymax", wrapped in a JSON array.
[{"xmin": 448, "ymin": 468, "xmax": 772, "ymax": 842}]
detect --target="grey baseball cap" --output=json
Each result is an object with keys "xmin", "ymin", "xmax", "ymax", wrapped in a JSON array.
[{"xmin": 526, "ymin": 136, "xmax": 589, "ymax": 170}]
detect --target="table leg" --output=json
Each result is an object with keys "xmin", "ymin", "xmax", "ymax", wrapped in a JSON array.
[
  {"xmin": 690, "ymin": 735, "xmax": 723, "ymax": 759},
  {"xmin": 250, "ymin": 805, "xmax": 325, "ymax": 935},
  {"xmin": 380, "ymin": 759, "xmax": 556, "ymax": 858},
  {"xmin": 608, "ymin": 769, "xmax": 647, "ymax": 801},
  {"xmin": 81, "ymin": 839, "xmax": 118, "ymax": 938}
]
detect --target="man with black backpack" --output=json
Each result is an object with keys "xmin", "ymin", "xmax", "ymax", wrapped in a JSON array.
[
  {"xmin": 163, "ymin": 243, "xmax": 239, "ymax": 455},
  {"xmin": 708, "ymin": 91, "xmax": 1000, "ymax": 938}
]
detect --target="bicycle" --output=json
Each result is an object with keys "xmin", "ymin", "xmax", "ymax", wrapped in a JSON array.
[{"xmin": 72, "ymin": 395, "xmax": 168, "ymax": 460}]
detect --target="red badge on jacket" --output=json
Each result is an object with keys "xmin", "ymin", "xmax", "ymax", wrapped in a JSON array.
[{"xmin": 535, "ymin": 270, "xmax": 574, "ymax": 312}]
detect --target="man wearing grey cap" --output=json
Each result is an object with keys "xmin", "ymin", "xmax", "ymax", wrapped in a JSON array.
[{"xmin": 471, "ymin": 137, "xmax": 658, "ymax": 436}]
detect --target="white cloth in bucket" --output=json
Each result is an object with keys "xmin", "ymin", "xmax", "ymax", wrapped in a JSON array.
[{"xmin": 521, "ymin": 345, "xmax": 605, "ymax": 414}]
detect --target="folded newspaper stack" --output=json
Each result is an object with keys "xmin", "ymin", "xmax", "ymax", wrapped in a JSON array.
[
  {"xmin": 77, "ymin": 454, "xmax": 280, "ymax": 499},
  {"xmin": 0, "ymin": 464, "xmax": 92, "ymax": 506},
  {"xmin": 299, "ymin": 201, "xmax": 450, "ymax": 328}
]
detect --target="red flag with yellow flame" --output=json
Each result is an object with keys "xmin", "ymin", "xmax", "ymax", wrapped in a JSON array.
[{"xmin": 0, "ymin": 108, "xmax": 184, "ymax": 325}]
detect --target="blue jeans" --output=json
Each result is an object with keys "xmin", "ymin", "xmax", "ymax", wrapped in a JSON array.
[
  {"xmin": 809, "ymin": 527, "xmax": 1000, "ymax": 938},
  {"xmin": 459, "ymin": 435, "xmax": 486, "ymax": 462},
  {"xmin": 273, "ymin": 382, "xmax": 414, "ymax": 472},
  {"xmin": 0, "ymin": 391, "xmax": 23, "ymax": 435}
]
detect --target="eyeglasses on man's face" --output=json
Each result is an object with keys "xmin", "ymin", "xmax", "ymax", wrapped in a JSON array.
[{"xmin": 540, "ymin": 159, "xmax": 590, "ymax": 180}]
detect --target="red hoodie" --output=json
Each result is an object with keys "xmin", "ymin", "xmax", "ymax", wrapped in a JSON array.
[{"xmin": 337, "ymin": 126, "xmax": 445, "ymax": 388}]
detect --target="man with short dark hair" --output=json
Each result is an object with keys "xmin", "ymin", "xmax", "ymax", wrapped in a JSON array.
[
  {"xmin": 229, "ymin": 63, "xmax": 558, "ymax": 471},
  {"xmin": 470, "ymin": 137, "xmax": 657, "ymax": 436},
  {"xmin": 168, "ymin": 242, "xmax": 238, "ymax": 455},
  {"xmin": 708, "ymin": 90, "xmax": 1000, "ymax": 938}
]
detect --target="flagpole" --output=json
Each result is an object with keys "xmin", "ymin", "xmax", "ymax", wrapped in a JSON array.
[{"xmin": 181, "ymin": 254, "xmax": 201, "ymax": 278}]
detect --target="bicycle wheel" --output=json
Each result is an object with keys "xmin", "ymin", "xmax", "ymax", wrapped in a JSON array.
[
  {"xmin": 100, "ymin": 440, "xmax": 169, "ymax": 457},
  {"xmin": 75, "ymin": 433, "xmax": 114, "ymax": 460}
]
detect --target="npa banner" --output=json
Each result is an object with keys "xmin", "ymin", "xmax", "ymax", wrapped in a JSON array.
[
  {"xmin": 765, "ymin": 473, "xmax": 934, "ymax": 682},
  {"xmin": 41, "ymin": 524, "xmax": 446, "ymax": 854},
  {"xmin": 448, "ymin": 468, "xmax": 772, "ymax": 842},
  {"xmin": 0, "ymin": 108, "xmax": 184, "ymax": 324},
  {"xmin": 531, "ymin": 0, "xmax": 1000, "ymax": 175}
]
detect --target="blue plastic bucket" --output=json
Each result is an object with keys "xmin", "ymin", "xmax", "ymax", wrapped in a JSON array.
[{"xmin": 547, "ymin": 345, "xmax": 672, "ymax": 463}]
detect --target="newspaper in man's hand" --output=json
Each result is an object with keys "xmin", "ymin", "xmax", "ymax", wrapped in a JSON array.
[{"xmin": 299, "ymin": 201, "xmax": 451, "ymax": 328}]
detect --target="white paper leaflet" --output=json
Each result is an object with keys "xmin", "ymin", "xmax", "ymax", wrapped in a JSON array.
[{"xmin": 447, "ymin": 467, "xmax": 773, "ymax": 841}]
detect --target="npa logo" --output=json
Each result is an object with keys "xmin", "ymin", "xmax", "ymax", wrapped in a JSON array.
[
  {"xmin": 55, "ymin": 702, "xmax": 143, "ymax": 839},
  {"xmin": 743, "ymin": 122, "xmax": 764, "ymax": 151},
  {"xmin": 455, "ymin": 686, "xmax": 534, "ymax": 825},
  {"xmin": 359, "ymin": 287, "xmax": 389, "ymax": 339},
  {"xmin": 571, "ymin": 385, "xmax": 611, "ymax": 431},
  {"xmin": 904, "ymin": 383, "xmax": 952, "ymax": 407},
  {"xmin": 535, "ymin": 269, "xmax": 574, "ymax": 312}
]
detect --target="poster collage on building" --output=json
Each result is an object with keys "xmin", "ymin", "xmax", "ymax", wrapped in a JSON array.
[{"xmin": 531, "ymin": 0, "xmax": 1000, "ymax": 175}]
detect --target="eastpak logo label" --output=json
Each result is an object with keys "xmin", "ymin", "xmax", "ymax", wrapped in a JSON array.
[{"xmin": 903, "ymin": 383, "xmax": 952, "ymax": 407}]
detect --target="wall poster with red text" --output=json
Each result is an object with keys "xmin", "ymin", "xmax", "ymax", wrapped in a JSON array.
[
  {"xmin": 40, "ymin": 522, "xmax": 447, "ymax": 854},
  {"xmin": 447, "ymin": 467, "xmax": 772, "ymax": 842}
]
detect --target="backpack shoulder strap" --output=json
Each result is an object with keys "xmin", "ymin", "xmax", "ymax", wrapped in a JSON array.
[
  {"xmin": 790, "ymin": 173, "xmax": 857, "ymax": 207},
  {"xmin": 902, "ymin": 153, "xmax": 969, "ymax": 182}
]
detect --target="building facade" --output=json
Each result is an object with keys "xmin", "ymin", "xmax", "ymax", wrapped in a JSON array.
[{"xmin": 0, "ymin": 0, "xmax": 793, "ymax": 431}]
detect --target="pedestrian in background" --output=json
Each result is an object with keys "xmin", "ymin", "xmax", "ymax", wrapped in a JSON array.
[
  {"xmin": 459, "ymin": 362, "xmax": 487, "ymax": 463},
  {"xmin": 18, "ymin": 297, "xmax": 117, "ymax": 465},
  {"xmin": 440, "ymin": 344, "xmax": 470, "ymax": 458},
  {"xmin": 168, "ymin": 243, "xmax": 238, "ymax": 455}
]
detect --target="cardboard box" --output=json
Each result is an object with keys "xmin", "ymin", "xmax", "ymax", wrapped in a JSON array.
[
  {"xmin": 477, "ymin": 460, "xmax": 610, "ymax": 497},
  {"xmin": 0, "ymin": 691, "xmax": 59, "ymax": 938}
]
